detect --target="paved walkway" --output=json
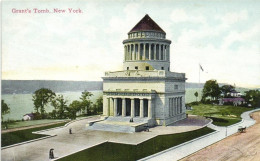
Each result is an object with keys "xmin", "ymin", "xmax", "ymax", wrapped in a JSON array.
[
  {"xmin": 139, "ymin": 108, "xmax": 260, "ymax": 161},
  {"xmin": 180, "ymin": 111, "xmax": 260, "ymax": 161},
  {"xmin": 1, "ymin": 120, "xmax": 68, "ymax": 134},
  {"xmin": 1, "ymin": 115, "xmax": 208, "ymax": 161}
]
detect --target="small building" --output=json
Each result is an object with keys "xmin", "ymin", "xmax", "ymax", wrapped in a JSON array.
[
  {"xmin": 219, "ymin": 98, "xmax": 245, "ymax": 106},
  {"xmin": 23, "ymin": 113, "xmax": 34, "ymax": 121},
  {"xmin": 227, "ymin": 89, "xmax": 242, "ymax": 97}
]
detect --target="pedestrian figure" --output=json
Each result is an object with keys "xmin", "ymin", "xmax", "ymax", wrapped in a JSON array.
[
  {"xmin": 130, "ymin": 118, "xmax": 133, "ymax": 122},
  {"xmin": 69, "ymin": 128, "xmax": 72, "ymax": 134},
  {"xmin": 49, "ymin": 149, "xmax": 54, "ymax": 159}
]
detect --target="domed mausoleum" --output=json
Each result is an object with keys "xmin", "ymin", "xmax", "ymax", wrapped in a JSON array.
[{"xmin": 93, "ymin": 15, "xmax": 186, "ymax": 132}]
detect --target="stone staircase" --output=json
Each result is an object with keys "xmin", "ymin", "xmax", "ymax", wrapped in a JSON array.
[
  {"xmin": 88, "ymin": 122, "xmax": 135, "ymax": 133},
  {"xmin": 88, "ymin": 116, "xmax": 149, "ymax": 133},
  {"xmin": 106, "ymin": 116, "xmax": 149, "ymax": 123}
]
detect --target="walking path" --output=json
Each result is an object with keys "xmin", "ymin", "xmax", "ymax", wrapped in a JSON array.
[
  {"xmin": 1, "ymin": 115, "xmax": 208, "ymax": 161},
  {"xmin": 139, "ymin": 108, "xmax": 260, "ymax": 161},
  {"xmin": 1, "ymin": 120, "xmax": 68, "ymax": 134},
  {"xmin": 2, "ymin": 109, "xmax": 258, "ymax": 161}
]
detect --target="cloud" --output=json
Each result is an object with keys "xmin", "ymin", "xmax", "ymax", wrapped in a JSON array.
[
  {"xmin": 2, "ymin": 1, "xmax": 260, "ymax": 88},
  {"xmin": 170, "ymin": 9, "xmax": 205, "ymax": 24},
  {"xmin": 217, "ymin": 10, "xmax": 248, "ymax": 25},
  {"xmin": 222, "ymin": 23, "xmax": 260, "ymax": 49}
]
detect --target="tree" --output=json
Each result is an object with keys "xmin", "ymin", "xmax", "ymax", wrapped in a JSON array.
[
  {"xmin": 1, "ymin": 100, "xmax": 10, "ymax": 120},
  {"xmin": 92, "ymin": 96, "xmax": 103, "ymax": 114},
  {"xmin": 32, "ymin": 88, "xmax": 56, "ymax": 115},
  {"xmin": 244, "ymin": 90, "xmax": 260, "ymax": 107},
  {"xmin": 67, "ymin": 100, "xmax": 82, "ymax": 119},
  {"xmin": 202, "ymin": 80, "xmax": 221, "ymax": 101},
  {"xmin": 51, "ymin": 95, "xmax": 68, "ymax": 119},
  {"xmin": 220, "ymin": 85, "xmax": 235, "ymax": 97},
  {"xmin": 194, "ymin": 91, "xmax": 198, "ymax": 102},
  {"xmin": 80, "ymin": 91, "xmax": 93, "ymax": 115}
]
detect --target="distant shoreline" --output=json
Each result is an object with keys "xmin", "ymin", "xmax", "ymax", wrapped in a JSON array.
[{"xmin": 2, "ymin": 80, "xmax": 252, "ymax": 95}]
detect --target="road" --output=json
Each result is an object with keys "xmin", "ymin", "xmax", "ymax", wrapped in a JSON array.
[{"xmin": 180, "ymin": 111, "xmax": 260, "ymax": 161}]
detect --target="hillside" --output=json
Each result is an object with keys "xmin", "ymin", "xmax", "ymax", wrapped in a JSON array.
[
  {"xmin": 1, "ymin": 80, "xmax": 250, "ymax": 94},
  {"xmin": 1, "ymin": 80, "xmax": 103, "ymax": 94}
]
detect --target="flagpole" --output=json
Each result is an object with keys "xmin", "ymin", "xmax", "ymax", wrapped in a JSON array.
[
  {"xmin": 199, "ymin": 64, "xmax": 200, "ymax": 84},
  {"xmin": 199, "ymin": 64, "xmax": 201, "ymax": 101}
]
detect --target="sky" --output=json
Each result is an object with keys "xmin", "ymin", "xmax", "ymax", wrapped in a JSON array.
[{"xmin": 2, "ymin": 0, "xmax": 260, "ymax": 88}]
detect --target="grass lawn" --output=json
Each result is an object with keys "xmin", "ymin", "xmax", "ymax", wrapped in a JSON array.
[
  {"xmin": 1, "ymin": 122, "xmax": 68, "ymax": 147},
  {"xmin": 187, "ymin": 104, "xmax": 253, "ymax": 126},
  {"xmin": 1, "ymin": 119, "xmax": 68, "ymax": 130},
  {"xmin": 206, "ymin": 116, "xmax": 241, "ymax": 126},
  {"xmin": 58, "ymin": 127, "xmax": 214, "ymax": 161}
]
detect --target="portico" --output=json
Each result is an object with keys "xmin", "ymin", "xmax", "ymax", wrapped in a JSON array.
[{"xmin": 106, "ymin": 96, "xmax": 153, "ymax": 119}]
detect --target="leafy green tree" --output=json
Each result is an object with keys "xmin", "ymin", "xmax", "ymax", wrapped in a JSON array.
[
  {"xmin": 244, "ymin": 90, "xmax": 260, "ymax": 107},
  {"xmin": 202, "ymin": 80, "xmax": 221, "ymax": 101},
  {"xmin": 92, "ymin": 96, "xmax": 103, "ymax": 114},
  {"xmin": 32, "ymin": 88, "xmax": 56, "ymax": 115},
  {"xmin": 194, "ymin": 91, "xmax": 198, "ymax": 102},
  {"xmin": 67, "ymin": 100, "xmax": 82, "ymax": 119},
  {"xmin": 80, "ymin": 91, "xmax": 93, "ymax": 115},
  {"xmin": 51, "ymin": 95, "xmax": 68, "ymax": 119},
  {"xmin": 1, "ymin": 100, "xmax": 10, "ymax": 120},
  {"xmin": 220, "ymin": 85, "xmax": 235, "ymax": 97}
]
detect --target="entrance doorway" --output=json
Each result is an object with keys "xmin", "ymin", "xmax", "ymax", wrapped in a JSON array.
[
  {"xmin": 126, "ymin": 98, "xmax": 131, "ymax": 116},
  {"xmin": 144, "ymin": 99, "xmax": 148, "ymax": 117},
  {"xmin": 135, "ymin": 99, "xmax": 140, "ymax": 117},
  {"xmin": 117, "ymin": 98, "xmax": 122, "ymax": 116}
]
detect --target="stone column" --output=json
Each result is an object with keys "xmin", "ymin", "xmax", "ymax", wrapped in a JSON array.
[
  {"xmin": 107, "ymin": 98, "xmax": 110, "ymax": 116},
  {"xmin": 177, "ymin": 97, "xmax": 179, "ymax": 114},
  {"xmin": 162, "ymin": 45, "xmax": 165, "ymax": 60},
  {"xmin": 110, "ymin": 98, "xmax": 114, "ymax": 116},
  {"xmin": 169, "ymin": 98, "xmax": 171, "ymax": 117},
  {"xmin": 159, "ymin": 44, "xmax": 161, "ymax": 60},
  {"xmin": 140, "ymin": 99, "xmax": 144, "ymax": 118},
  {"xmin": 174, "ymin": 98, "xmax": 177, "ymax": 115},
  {"xmin": 126, "ymin": 45, "xmax": 128, "ymax": 61},
  {"xmin": 172, "ymin": 98, "xmax": 174, "ymax": 116},
  {"xmin": 122, "ymin": 98, "xmax": 126, "ymax": 117},
  {"xmin": 143, "ymin": 43, "xmax": 146, "ymax": 60},
  {"xmin": 164, "ymin": 45, "xmax": 167, "ymax": 61},
  {"xmin": 149, "ymin": 44, "xmax": 151, "ymax": 60},
  {"xmin": 161, "ymin": 45, "xmax": 164, "ymax": 60},
  {"xmin": 171, "ymin": 98, "xmax": 174, "ymax": 116},
  {"xmin": 129, "ymin": 44, "xmax": 132, "ymax": 60},
  {"xmin": 124, "ymin": 46, "xmax": 126, "ymax": 61},
  {"xmin": 128, "ymin": 45, "xmax": 130, "ymax": 60},
  {"xmin": 176, "ymin": 97, "xmax": 178, "ymax": 114},
  {"xmin": 114, "ymin": 98, "xmax": 118, "ymax": 116},
  {"xmin": 154, "ymin": 44, "xmax": 157, "ymax": 60},
  {"xmin": 133, "ymin": 44, "xmax": 136, "ymax": 60},
  {"xmin": 131, "ymin": 99, "xmax": 135, "ymax": 118},
  {"xmin": 138, "ymin": 43, "xmax": 141, "ymax": 60},
  {"xmin": 148, "ymin": 99, "xmax": 152, "ymax": 119},
  {"xmin": 180, "ymin": 97, "xmax": 182, "ymax": 113}
]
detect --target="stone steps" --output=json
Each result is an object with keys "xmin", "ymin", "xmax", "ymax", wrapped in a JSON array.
[
  {"xmin": 106, "ymin": 116, "xmax": 149, "ymax": 123},
  {"xmin": 88, "ymin": 116, "xmax": 150, "ymax": 133},
  {"xmin": 88, "ymin": 122, "xmax": 135, "ymax": 133}
]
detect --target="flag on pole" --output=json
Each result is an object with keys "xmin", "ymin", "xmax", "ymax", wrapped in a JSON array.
[{"xmin": 199, "ymin": 64, "xmax": 204, "ymax": 71}]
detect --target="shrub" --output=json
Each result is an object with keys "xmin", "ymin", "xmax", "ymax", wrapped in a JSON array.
[
  {"xmin": 201, "ymin": 99, "xmax": 211, "ymax": 104},
  {"xmin": 206, "ymin": 116, "xmax": 228, "ymax": 123}
]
